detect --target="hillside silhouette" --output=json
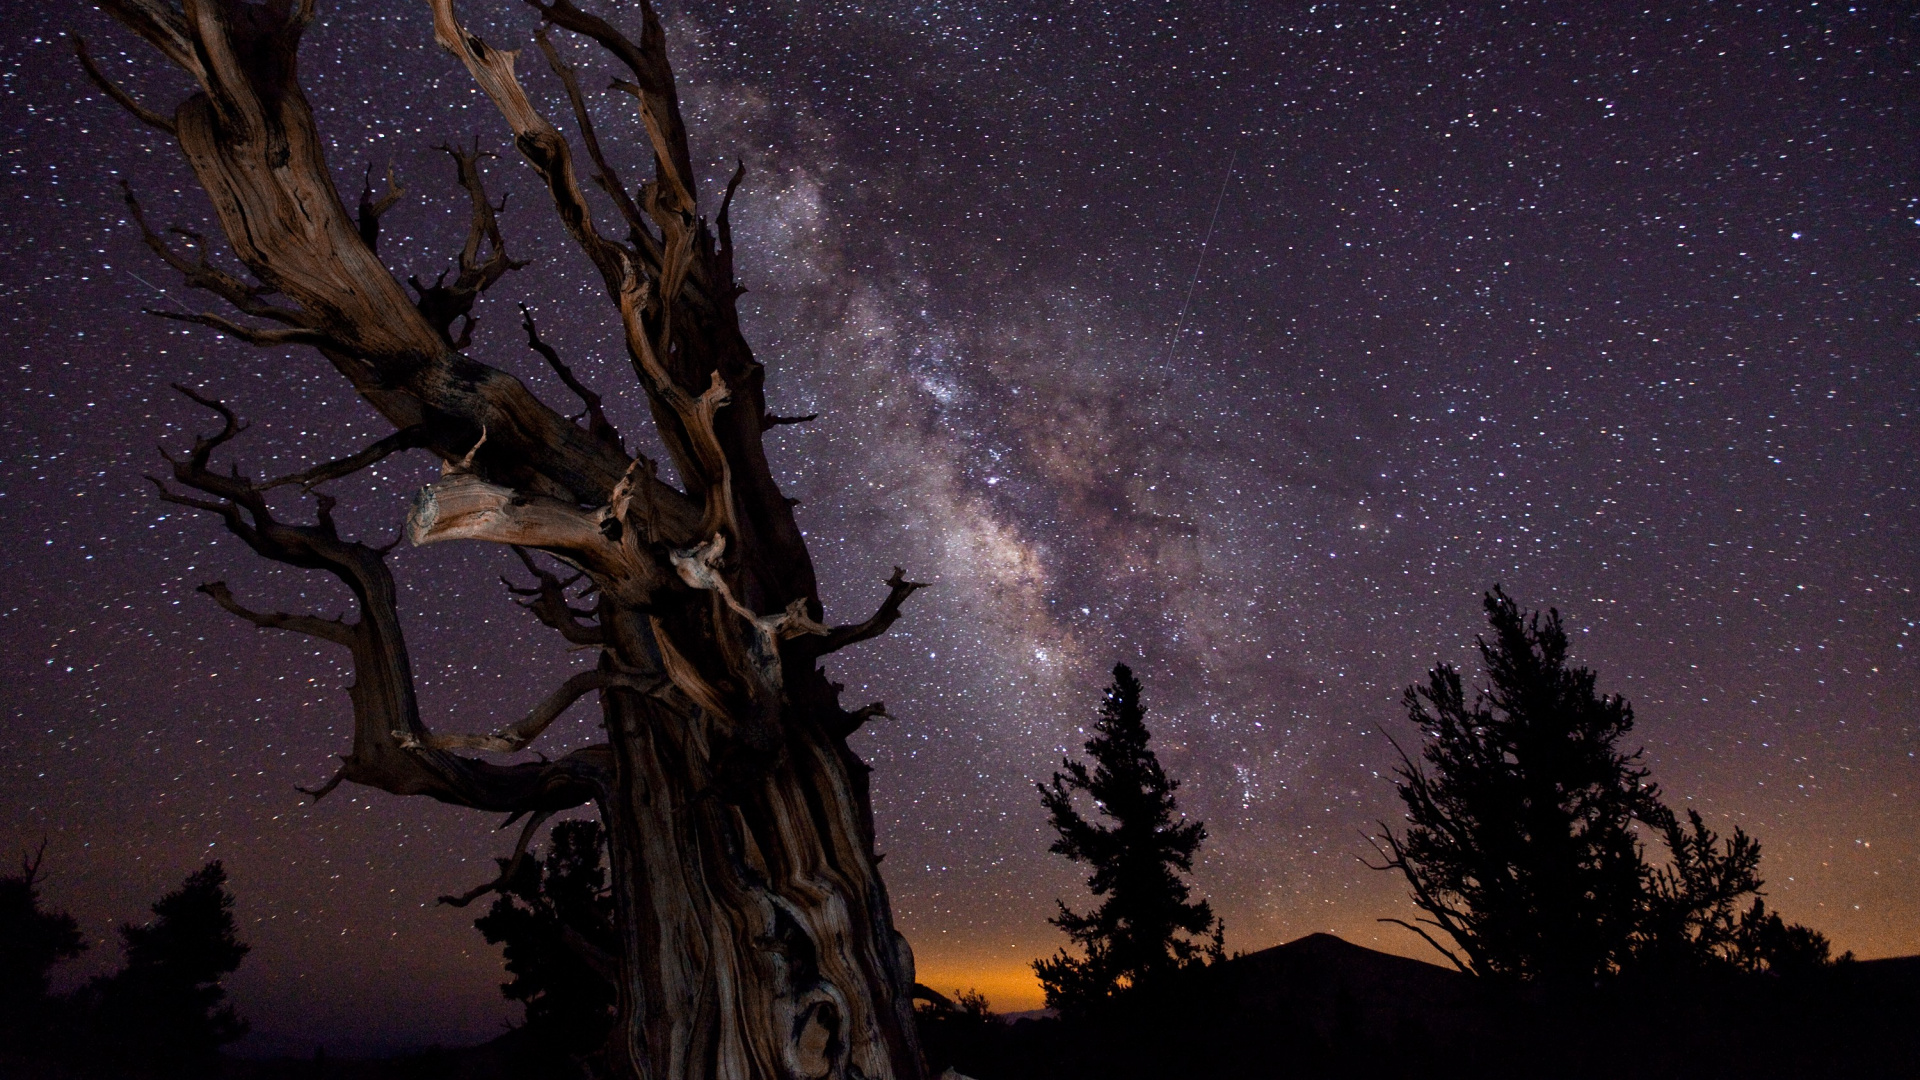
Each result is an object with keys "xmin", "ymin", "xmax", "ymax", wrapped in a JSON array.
[{"xmin": 918, "ymin": 932, "xmax": 1920, "ymax": 1080}]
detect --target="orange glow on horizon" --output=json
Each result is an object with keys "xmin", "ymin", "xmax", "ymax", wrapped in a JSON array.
[{"xmin": 911, "ymin": 957, "xmax": 1047, "ymax": 1014}]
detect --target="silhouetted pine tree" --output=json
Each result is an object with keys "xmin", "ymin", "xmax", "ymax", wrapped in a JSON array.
[
  {"xmin": 0, "ymin": 844, "xmax": 86, "ymax": 1053},
  {"xmin": 1036, "ymin": 663, "xmax": 1221, "ymax": 1014},
  {"xmin": 475, "ymin": 819, "xmax": 619, "ymax": 1060},
  {"xmin": 88, "ymin": 861, "xmax": 249, "ymax": 1070},
  {"xmin": 1375, "ymin": 587, "xmax": 1839, "ymax": 985},
  {"xmin": 1372, "ymin": 588, "xmax": 1663, "ymax": 983}
]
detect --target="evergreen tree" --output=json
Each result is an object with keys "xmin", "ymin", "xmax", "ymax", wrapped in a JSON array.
[
  {"xmin": 1376, "ymin": 587, "xmax": 1838, "ymax": 984},
  {"xmin": 0, "ymin": 844, "xmax": 86, "ymax": 1051},
  {"xmin": 475, "ymin": 819, "xmax": 619, "ymax": 1058},
  {"xmin": 1373, "ymin": 588, "xmax": 1663, "ymax": 983},
  {"xmin": 1035, "ymin": 663, "xmax": 1221, "ymax": 1013},
  {"xmin": 89, "ymin": 861, "xmax": 250, "ymax": 1069}
]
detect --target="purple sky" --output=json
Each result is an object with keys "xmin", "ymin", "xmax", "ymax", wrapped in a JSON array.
[{"xmin": 1, "ymin": 0, "xmax": 1914, "ymax": 1057}]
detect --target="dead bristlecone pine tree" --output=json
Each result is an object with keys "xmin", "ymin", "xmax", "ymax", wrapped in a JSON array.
[{"xmin": 80, "ymin": 1, "xmax": 931, "ymax": 1077}]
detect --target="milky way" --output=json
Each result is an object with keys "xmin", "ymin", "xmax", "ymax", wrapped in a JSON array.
[{"xmin": 1, "ymin": 0, "xmax": 1914, "ymax": 1057}]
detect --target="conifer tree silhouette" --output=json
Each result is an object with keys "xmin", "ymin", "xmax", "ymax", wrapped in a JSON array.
[
  {"xmin": 0, "ymin": 844, "xmax": 86, "ymax": 1052},
  {"xmin": 473, "ymin": 819, "xmax": 620, "ymax": 1060},
  {"xmin": 1372, "ymin": 588, "xmax": 1662, "ymax": 982},
  {"xmin": 1036, "ymin": 664, "xmax": 1221, "ymax": 1013},
  {"xmin": 89, "ymin": 861, "xmax": 249, "ymax": 1069},
  {"xmin": 1374, "ymin": 587, "xmax": 1840, "ymax": 984}
]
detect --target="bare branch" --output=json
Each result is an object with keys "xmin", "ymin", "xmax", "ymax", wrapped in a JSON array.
[
  {"xmin": 528, "ymin": 0, "xmax": 697, "ymax": 215},
  {"xmin": 410, "ymin": 472, "xmax": 617, "ymax": 559},
  {"xmin": 436, "ymin": 0, "xmax": 762, "ymax": 537},
  {"xmin": 356, "ymin": 162, "xmax": 407, "ymax": 253},
  {"xmin": 813, "ymin": 567, "xmax": 928, "ymax": 657},
  {"xmin": 93, "ymin": 0, "xmax": 201, "ymax": 77},
  {"xmin": 120, "ymin": 183, "xmax": 309, "ymax": 326},
  {"xmin": 107, "ymin": 0, "xmax": 673, "ymax": 518},
  {"xmin": 520, "ymin": 303, "xmax": 621, "ymax": 453},
  {"xmin": 74, "ymin": 36, "xmax": 176, "ymax": 134},
  {"xmin": 455, "ymin": 427, "xmax": 489, "ymax": 472},
  {"xmin": 507, "ymin": 545, "xmax": 605, "ymax": 646},
  {"xmin": 438, "ymin": 808, "xmax": 555, "ymax": 907},
  {"xmin": 405, "ymin": 471, "xmax": 669, "ymax": 611},
  {"xmin": 167, "ymin": 382, "xmax": 245, "ymax": 469},
  {"xmin": 262, "ymin": 425, "xmax": 431, "ymax": 491},
  {"xmin": 149, "ymin": 307, "xmax": 339, "ymax": 348},
  {"xmin": 156, "ymin": 389, "xmax": 614, "ymax": 814},
  {"xmin": 1378, "ymin": 917, "xmax": 1474, "ymax": 975},
  {"xmin": 445, "ymin": 140, "xmax": 520, "ymax": 289},
  {"xmin": 426, "ymin": 0, "xmax": 629, "ymax": 291},
  {"xmin": 394, "ymin": 669, "xmax": 662, "ymax": 753},
  {"xmin": 150, "ymin": 475, "xmax": 237, "ymax": 520},
  {"xmin": 716, "ymin": 158, "xmax": 746, "ymax": 278},
  {"xmin": 532, "ymin": 25, "xmax": 653, "ymax": 251},
  {"xmin": 761, "ymin": 413, "xmax": 818, "ymax": 431},
  {"xmin": 196, "ymin": 581, "xmax": 356, "ymax": 646},
  {"xmin": 407, "ymin": 140, "xmax": 527, "ymax": 349},
  {"xmin": 296, "ymin": 762, "xmax": 348, "ymax": 801},
  {"xmin": 830, "ymin": 701, "xmax": 889, "ymax": 739},
  {"xmin": 670, "ymin": 535, "xmax": 829, "ymax": 658},
  {"xmin": 20, "ymin": 839, "xmax": 50, "ymax": 887}
]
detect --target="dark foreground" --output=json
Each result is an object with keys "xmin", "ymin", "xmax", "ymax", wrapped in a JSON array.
[
  {"xmin": 918, "ymin": 933, "xmax": 1920, "ymax": 1080},
  {"xmin": 6, "ymin": 934, "xmax": 1915, "ymax": 1080}
]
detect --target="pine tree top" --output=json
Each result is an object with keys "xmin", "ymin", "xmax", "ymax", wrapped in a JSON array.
[{"xmin": 1037, "ymin": 664, "xmax": 1219, "ymax": 1012}]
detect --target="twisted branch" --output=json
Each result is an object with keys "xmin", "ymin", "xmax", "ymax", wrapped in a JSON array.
[
  {"xmin": 506, "ymin": 545, "xmax": 605, "ymax": 646},
  {"xmin": 520, "ymin": 303, "xmax": 621, "ymax": 453},
  {"xmin": 813, "ymin": 568, "xmax": 928, "ymax": 657},
  {"xmin": 120, "ymin": 182, "xmax": 310, "ymax": 326},
  {"xmin": 92, "ymin": 0, "xmax": 680, "ymax": 516},
  {"xmin": 153, "ymin": 387, "xmax": 611, "ymax": 813},
  {"xmin": 532, "ymin": 24, "xmax": 652, "ymax": 252},
  {"xmin": 356, "ymin": 162, "xmax": 407, "ymax": 253},
  {"xmin": 408, "ymin": 139, "xmax": 526, "ymax": 349},
  {"xmin": 528, "ymin": 0, "xmax": 696, "ymax": 215},
  {"xmin": 395, "ymin": 668, "xmax": 663, "ymax": 754}
]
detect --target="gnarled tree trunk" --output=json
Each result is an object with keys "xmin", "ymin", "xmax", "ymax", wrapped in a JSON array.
[{"xmin": 83, "ymin": 1, "xmax": 927, "ymax": 1076}]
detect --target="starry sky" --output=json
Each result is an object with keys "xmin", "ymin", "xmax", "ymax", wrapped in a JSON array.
[{"xmin": 1, "ymin": 0, "xmax": 1915, "ymax": 1058}]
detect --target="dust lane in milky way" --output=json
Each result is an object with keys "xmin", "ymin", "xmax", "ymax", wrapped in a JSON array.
[{"xmin": 0, "ymin": 0, "xmax": 1913, "ymax": 1056}]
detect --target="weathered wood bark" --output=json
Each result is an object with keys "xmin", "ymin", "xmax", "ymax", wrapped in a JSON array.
[{"xmin": 86, "ymin": 2, "xmax": 927, "ymax": 1077}]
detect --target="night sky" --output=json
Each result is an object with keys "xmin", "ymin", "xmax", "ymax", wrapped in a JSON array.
[{"xmin": 2, "ymin": 0, "xmax": 1914, "ymax": 1058}]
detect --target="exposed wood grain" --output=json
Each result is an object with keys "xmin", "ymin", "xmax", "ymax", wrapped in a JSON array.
[{"xmin": 94, "ymin": 1, "xmax": 928, "ymax": 1076}]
